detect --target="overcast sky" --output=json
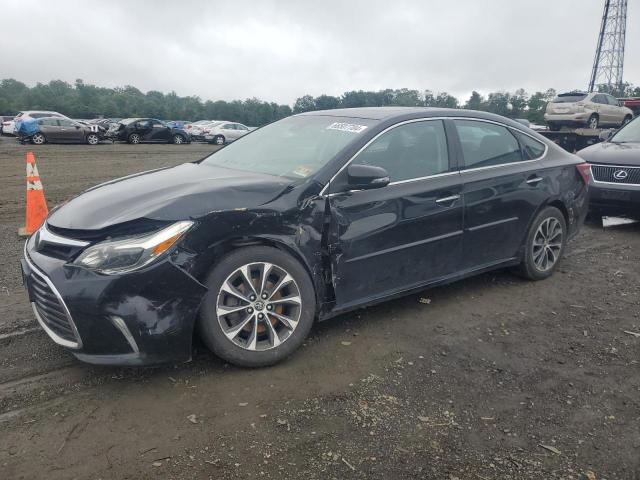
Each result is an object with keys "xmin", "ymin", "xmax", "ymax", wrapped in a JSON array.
[{"xmin": 1, "ymin": 0, "xmax": 637, "ymax": 105}]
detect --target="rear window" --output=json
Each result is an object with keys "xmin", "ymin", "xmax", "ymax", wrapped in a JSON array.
[{"xmin": 552, "ymin": 94, "xmax": 588, "ymax": 103}]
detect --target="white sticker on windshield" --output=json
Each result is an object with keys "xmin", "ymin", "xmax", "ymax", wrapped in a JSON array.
[{"xmin": 326, "ymin": 122, "xmax": 368, "ymax": 133}]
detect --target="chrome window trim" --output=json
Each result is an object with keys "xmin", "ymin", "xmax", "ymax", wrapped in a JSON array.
[
  {"xmin": 320, "ymin": 116, "xmax": 548, "ymax": 196},
  {"xmin": 23, "ymin": 242, "xmax": 83, "ymax": 349}
]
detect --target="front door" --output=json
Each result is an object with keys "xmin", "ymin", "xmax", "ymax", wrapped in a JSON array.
[
  {"xmin": 56, "ymin": 119, "xmax": 85, "ymax": 143},
  {"xmin": 150, "ymin": 120, "xmax": 171, "ymax": 142},
  {"xmin": 452, "ymin": 119, "xmax": 548, "ymax": 270},
  {"xmin": 328, "ymin": 119, "xmax": 463, "ymax": 309}
]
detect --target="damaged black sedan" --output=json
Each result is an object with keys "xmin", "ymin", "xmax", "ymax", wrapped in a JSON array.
[{"xmin": 22, "ymin": 107, "xmax": 590, "ymax": 367}]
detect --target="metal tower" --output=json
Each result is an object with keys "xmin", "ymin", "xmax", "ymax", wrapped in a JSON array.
[{"xmin": 588, "ymin": 0, "xmax": 628, "ymax": 95}]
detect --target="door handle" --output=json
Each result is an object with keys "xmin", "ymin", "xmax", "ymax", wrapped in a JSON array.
[
  {"xmin": 526, "ymin": 176, "xmax": 543, "ymax": 186},
  {"xmin": 435, "ymin": 194, "xmax": 461, "ymax": 205}
]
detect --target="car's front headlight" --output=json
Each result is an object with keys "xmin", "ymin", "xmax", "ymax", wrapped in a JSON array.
[{"xmin": 74, "ymin": 221, "xmax": 193, "ymax": 274}]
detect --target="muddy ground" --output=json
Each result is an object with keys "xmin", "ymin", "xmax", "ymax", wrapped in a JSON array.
[{"xmin": 0, "ymin": 136, "xmax": 639, "ymax": 480}]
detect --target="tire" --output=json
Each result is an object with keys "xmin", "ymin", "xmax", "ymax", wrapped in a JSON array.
[
  {"xmin": 86, "ymin": 133, "xmax": 99, "ymax": 145},
  {"xmin": 31, "ymin": 133, "xmax": 46, "ymax": 145},
  {"xmin": 516, "ymin": 206, "xmax": 567, "ymax": 281},
  {"xmin": 213, "ymin": 135, "xmax": 225, "ymax": 145},
  {"xmin": 197, "ymin": 246, "xmax": 316, "ymax": 367},
  {"xmin": 128, "ymin": 133, "xmax": 141, "ymax": 144},
  {"xmin": 172, "ymin": 134, "xmax": 184, "ymax": 144},
  {"xmin": 622, "ymin": 115, "xmax": 632, "ymax": 127},
  {"xmin": 587, "ymin": 114, "xmax": 599, "ymax": 130}
]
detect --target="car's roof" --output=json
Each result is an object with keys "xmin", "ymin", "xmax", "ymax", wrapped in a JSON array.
[{"xmin": 297, "ymin": 106, "xmax": 530, "ymax": 127}]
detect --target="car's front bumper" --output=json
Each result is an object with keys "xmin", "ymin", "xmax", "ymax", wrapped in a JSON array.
[
  {"xmin": 589, "ymin": 180, "xmax": 640, "ymax": 218},
  {"xmin": 22, "ymin": 236, "xmax": 208, "ymax": 366}
]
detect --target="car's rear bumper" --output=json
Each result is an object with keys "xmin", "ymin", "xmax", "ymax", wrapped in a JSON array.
[
  {"xmin": 22, "ymin": 236, "xmax": 208, "ymax": 366},
  {"xmin": 544, "ymin": 112, "xmax": 590, "ymax": 125}
]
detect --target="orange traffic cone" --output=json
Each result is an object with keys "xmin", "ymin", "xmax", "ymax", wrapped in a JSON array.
[{"xmin": 18, "ymin": 151, "xmax": 49, "ymax": 236}]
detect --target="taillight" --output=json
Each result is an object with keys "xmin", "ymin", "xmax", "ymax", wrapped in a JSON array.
[{"xmin": 576, "ymin": 163, "xmax": 591, "ymax": 184}]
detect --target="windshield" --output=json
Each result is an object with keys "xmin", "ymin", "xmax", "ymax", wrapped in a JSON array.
[
  {"xmin": 553, "ymin": 94, "xmax": 588, "ymax": 103},
  {"xmin": 611, "ymin": 117, "xmax": 640, "ymax": 143},
  {"xmin": 202, "ymin": 115, "xmax": 377, "ymax": 179}
]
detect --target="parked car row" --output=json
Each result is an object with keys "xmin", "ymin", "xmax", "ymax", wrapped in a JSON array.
[{"xmin": 1, "ymin": 111, "xmax": 255, "ymax": 146}]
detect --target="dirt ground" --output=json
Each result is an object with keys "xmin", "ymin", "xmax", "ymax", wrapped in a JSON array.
[{"xmin": 0, "ymin": 136, "xmax": 639, "ymax": 480}]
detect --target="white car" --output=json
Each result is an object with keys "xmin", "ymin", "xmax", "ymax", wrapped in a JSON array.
[
  {"xmin": 1, "ymin": 116, "xmax": 15, "ymax": 135},
  {"xmin": 204, "ymin": 121, "xmax": 251, "ymax": 145}
]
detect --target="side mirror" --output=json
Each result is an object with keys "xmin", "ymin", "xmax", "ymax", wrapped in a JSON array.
[
  {"xmin": 598, "ymin": 130, "xmax": 613, "ymax": 142},
  {"xmin": 347, "ymin": 164, "xmax": 390, "ymax": 190}
]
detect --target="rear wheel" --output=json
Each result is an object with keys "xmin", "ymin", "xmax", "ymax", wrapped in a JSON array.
[
  {"xmin": 197, "ymin": 246, "xmax": 316, "ymax": 367},
  {"xmin": 516, "ymin": 206, "xmax": 566, "ymax": 280},
  {"xmin": 86, "ymin": 133, "xmax": 99, "ymax": 145},
  {"xmin": 587, "ymin": 114, "xmax": 599, "ymax": 130},
  {"xmin": 213, "ymin": 135, "xmax": 225, "ymax": 145},
  {"xmin": 172, "ymin": 134, "xmax": 184, "ymax": 144},
  {"xmin": 128, "ymin": 133, "xmax": 141, "ymax": 144},
  {"xmin": 622, "ymin": 115, "xmax": 632, "ymax": 127},
  {"xmin": 31, "ymin": 133, "xmax": 46, "ymax": 145}
]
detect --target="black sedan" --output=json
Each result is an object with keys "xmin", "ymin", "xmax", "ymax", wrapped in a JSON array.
[
  {"xmin": 112, "ymin": 118, "xmax": 190, "ymax": 144},
  {"xmin": 22, "ymin": 107, "xmax": 590, "ymax": 367},
  {"xmin": 577, "ymin": 117, "xmax": 640, "ymax": 218}
]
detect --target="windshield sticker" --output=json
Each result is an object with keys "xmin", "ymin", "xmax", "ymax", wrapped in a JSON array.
[
  {"xmin": 292, "ymin": 166, "xmax": 314, "ymax": 177},
  {"xmin": 326, "ymin": 122, "xmax": 368, "ymax": 133}
]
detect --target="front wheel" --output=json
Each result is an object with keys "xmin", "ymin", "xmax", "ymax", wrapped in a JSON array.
[
  {"xmin": 31, "ymin": 133, "xmax": 46, "ymax": 145},
  {"xmin": 516, "ymin": 206, "xmax": 567, "ymax": 280},
  {"xmin": 86, "ymin": 133, "xmax": 99, "ymax": 145},
  {"xmin": 197, "ymin": 246, "xmax": 316, "ymax": 367},
  {"xmin": 212, "ymin": 135, "xmax": 225, "ymax": 145},
  {"xmin": 128, "ymin": 133, "xmax": 141, "ymax": 144},
  {"xmin": 587, "ymin": 114, "xmax": 599, "ymax": 130},
  {"xmin": 172, "ymin": 134, "xmax": 185, "ymax": 144}
]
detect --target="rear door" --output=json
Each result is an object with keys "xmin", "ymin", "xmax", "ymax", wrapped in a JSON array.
[
  {"xmin": 328, "ymin": 119, "xmax": 463, "ymax": 309},
  {"xmin": 453, "ymin": 119, "xmax": 548, "ymax": 271},
  {"xmin": 591, "ymin": 94, "xmax": 610, "ymax": 125},
  {"xmin": 37, "ymin": 118, "xmax": 62, "ymax": 141}
]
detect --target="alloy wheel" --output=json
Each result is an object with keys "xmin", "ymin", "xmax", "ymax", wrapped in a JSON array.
[
  {"xmin": 173, "ymin": 135, "xmax": 183, "ymax": 144},
  {"xmin": 215, "ymin": 136, "xmax": 224, "ymax": 145},
  {"xmin": 216, "ymin": 262, "xmax": 302, "ymax": 351},
  {"xmin": 588, "ymin": 116, "xmax": 599, "ymax": 129},
  {"xmin": 532, "ymin": 217, "xmax": 563, "ymax": 272},
  {"xmin": 32, "ymin": 133, "xmax": 45, "ymax": 145},
  {"xmin": 87, "ymin": 134, "xmax": 98, "ymax": 145},
  {"xmin": 129, "ymin": 134, "xmax": 140, "ymax": 144}
]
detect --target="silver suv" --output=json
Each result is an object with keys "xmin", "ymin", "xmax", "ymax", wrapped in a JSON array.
[{"xmin": 544, "ymin": 92, "xmax": 633, "ymax": 130}]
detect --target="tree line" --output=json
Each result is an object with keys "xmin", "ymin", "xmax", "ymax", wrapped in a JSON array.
[{"xmin": 1, "ymin": 78, "xmax": 639, "ymax": 127}]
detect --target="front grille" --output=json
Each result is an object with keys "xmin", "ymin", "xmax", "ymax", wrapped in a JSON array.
[
  {"xmin": 592, "ymin": 164, "xmax": 640, "ymax": 185},
  {"xmin": 30, "ymin": 269, "xmax": 78, "ymax": 345}
]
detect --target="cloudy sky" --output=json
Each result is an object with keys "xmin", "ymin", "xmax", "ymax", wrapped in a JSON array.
[{"xmin": 1, "ymin": 0, "xmax": 638, "ymax": 105}]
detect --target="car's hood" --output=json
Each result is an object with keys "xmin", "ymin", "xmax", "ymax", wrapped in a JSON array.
[
  {"xmin": 577, "ymin": 141, "xmax": 640, "ymax": 166},
  {"xmin": 47, "ymin": 163, "xmax": 291, "ymax": 231}
]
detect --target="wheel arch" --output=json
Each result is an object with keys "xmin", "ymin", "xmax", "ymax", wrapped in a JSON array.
[
  {"xmin": 192, "ymin": 235, "xmax": 326, "ymax": 309},
  {"xmin": 517, "ymin": 198, "xmax": 570, "ymax": 260}
]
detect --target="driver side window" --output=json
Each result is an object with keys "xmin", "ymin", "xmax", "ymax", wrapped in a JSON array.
[
  {"xmin": 351, "ymin": 120, "xmax": 449, "ymax": 183},
  {"xmin": 454, "ymin": 120, "xmax": 522, "ymax": 169}
]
